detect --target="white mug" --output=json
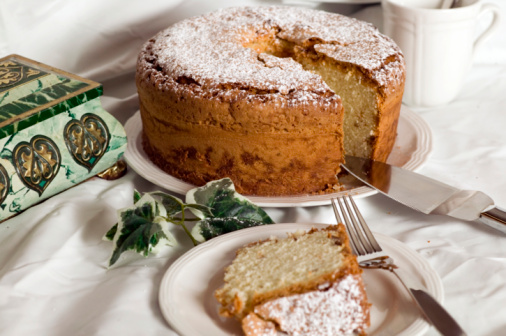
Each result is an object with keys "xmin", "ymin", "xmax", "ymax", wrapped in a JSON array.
[{"xmin": 382, "ymin": 0, "xmax": 501, "ymax": 107}]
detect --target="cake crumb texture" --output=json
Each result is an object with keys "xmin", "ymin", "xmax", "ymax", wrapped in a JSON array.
[{"xmin": 214, "ymin": 224, "xmax": 370, "ymax": 336}]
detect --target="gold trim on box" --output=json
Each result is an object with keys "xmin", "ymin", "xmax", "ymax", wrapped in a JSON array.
[{"xmin": 0, "ymin": 54, "xmax": 102, "ymax": 130}]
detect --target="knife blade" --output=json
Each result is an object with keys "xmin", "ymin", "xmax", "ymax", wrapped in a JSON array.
[
  {"xmin": 410, "ymin": 289, "xmax": 467, "ymax": 336},
  {"xmin": 387, "ymin": 264, "xmax": 467, "ymax": 336},
  {"xmin": 341, "ymin": 155, "xmax": 506, "ymax": 233}
]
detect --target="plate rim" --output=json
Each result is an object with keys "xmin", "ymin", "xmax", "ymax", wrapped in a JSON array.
[
  {"xmin": 159, "ymin": 223, "xmax": 444, "ymax": 336},
  {"xmin": 123, "ymin": 105, "xmax": 432, "ymax": 207}
]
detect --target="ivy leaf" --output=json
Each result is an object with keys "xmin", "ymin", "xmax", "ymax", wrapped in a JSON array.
[
  {"xmin": 150, "ymin": 191, "xmax": 185, "ymax": 216},
  {"xmin": 198, "ymin": 217, "xmax": 270, "ymax": 240},
  {"xmin": 208, "ymin": 188, "xmax": 273, "ymax": 223},
  {"xmin": 187, "ymin": 178, "xmax": 274, "ymax": 242},
  {"xmin": 184, "ymin": 203, "xmax": 214, "ymax": 218},
  {"xmin": 104, "ymin": 189, "xmax": 144, "ymax": 242},
  {"xmin": 104, "ymin": 224, "xmax": 117, "ymax": 241},
  {"xmin": 187, "ymin": 178, "xmax": 273, "ymax": 222},
  {"xmin": 108, "ymin": 194, "xmax": 176, "ymax": 267},
  {"xmin": 133, "ymin": 189, "xmax": 142, "ymax": 203}
]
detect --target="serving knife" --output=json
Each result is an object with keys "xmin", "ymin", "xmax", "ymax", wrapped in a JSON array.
[{"xmin": 341, "ymin": 155, "xmax": 506, "ymax": 234}]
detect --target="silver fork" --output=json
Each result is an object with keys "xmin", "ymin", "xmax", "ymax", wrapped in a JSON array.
[{"xmin": 331, "ymin": 195, "xmax": 467, "ymax": 336}]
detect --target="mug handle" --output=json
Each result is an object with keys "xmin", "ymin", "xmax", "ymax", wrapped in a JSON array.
[{"xmin": 474, "ymin": 3, "xmax": 501, "ymax": 52}]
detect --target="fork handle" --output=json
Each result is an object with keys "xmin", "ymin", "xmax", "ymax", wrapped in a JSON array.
[{"xmin": 480, "ymin": 206, "xmax": 506, "ymax": 234}]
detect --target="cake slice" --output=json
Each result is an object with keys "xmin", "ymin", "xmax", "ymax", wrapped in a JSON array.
[{"xmin": 214, "ymin": 224, "xmax": 370, "ymax": 336}]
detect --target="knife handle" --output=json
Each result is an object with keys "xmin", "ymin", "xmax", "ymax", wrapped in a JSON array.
[{"xmin": 480, "ymin": 206, "xmax": 506, "ymax": 234}]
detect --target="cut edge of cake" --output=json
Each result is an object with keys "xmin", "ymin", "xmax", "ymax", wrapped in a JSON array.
[{"xmin": 214, "ymin": 224, "xmax": 371, "ymax": 336}]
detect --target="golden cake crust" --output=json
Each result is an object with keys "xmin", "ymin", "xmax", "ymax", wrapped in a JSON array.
[
  {"xmin": 137, "ymin": 79, "xmax": 344, "ymax": 195},
  {"xmin": 136, "ymin": 6, "xmax": 405, "ymax": 196}
]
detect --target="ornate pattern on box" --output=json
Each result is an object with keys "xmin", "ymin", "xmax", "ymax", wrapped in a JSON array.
[
  {"xmin": 13, "ymin": 135, "xmax": 61, "ymax": 195},
  {"xmin": 0, "ymin": 60, "xmax": 46, "ymax": 89},
  {"xmin": 0, "ymin": 55, "xmax": 127, "ymax": 222},
  {"xmin": 64, "ymin": 113, "xmax": 110, "ymax": 171}
]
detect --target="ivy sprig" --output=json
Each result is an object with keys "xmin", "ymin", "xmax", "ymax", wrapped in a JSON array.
[{"xmin": 105, "ymin": 178, "xmax": 274, "ymax": 267}]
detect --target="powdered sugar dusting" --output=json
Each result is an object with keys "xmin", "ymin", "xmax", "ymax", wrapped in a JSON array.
[
  {"xmin": 143, "ymin": 6, "xmax": 404, "ymax": 95},
  {"xmin": 254, "ymin": 274, "xmax": 369, "ymax": 336}
]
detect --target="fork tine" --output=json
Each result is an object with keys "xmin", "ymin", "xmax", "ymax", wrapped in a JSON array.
[
  {"xmin": 331, "ymin": 198, "xmax": 344, "ymax": 224},
  {"xmin": 341, "ymin": 196, "xmax": 374, "ymax": 255},
  {"xmin": 331, "ymin": 198, "xmax": 358, "ymax": 254},
  {"xmin": 331, "ymin": 197, "xmax": 366, "ymax": 256},
  {"xmin": 340, "ymin": 195, "xmax": 374, "ymax": 254},
  {"xmin": 347, "ymin": 196, "xmax": 383, "ymax": 253}
]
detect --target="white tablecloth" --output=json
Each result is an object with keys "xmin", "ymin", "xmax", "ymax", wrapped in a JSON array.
[{"xmin": 1, "ymin": 1, "xmax": 505, "ymax": 335}]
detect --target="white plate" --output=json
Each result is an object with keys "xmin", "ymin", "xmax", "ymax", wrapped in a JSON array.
[
  {"xmin": 159, "ymin": 223, "xmax": 444, "ymax": 336},
  {"xmin": 124, "ymin": 105, "xmax": 432, "ymax": 207}
]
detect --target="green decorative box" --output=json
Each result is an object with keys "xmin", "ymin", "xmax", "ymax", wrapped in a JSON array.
[{"xmin": 0, "ymin": 54, "xmax": 127, "ymax": 221}]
